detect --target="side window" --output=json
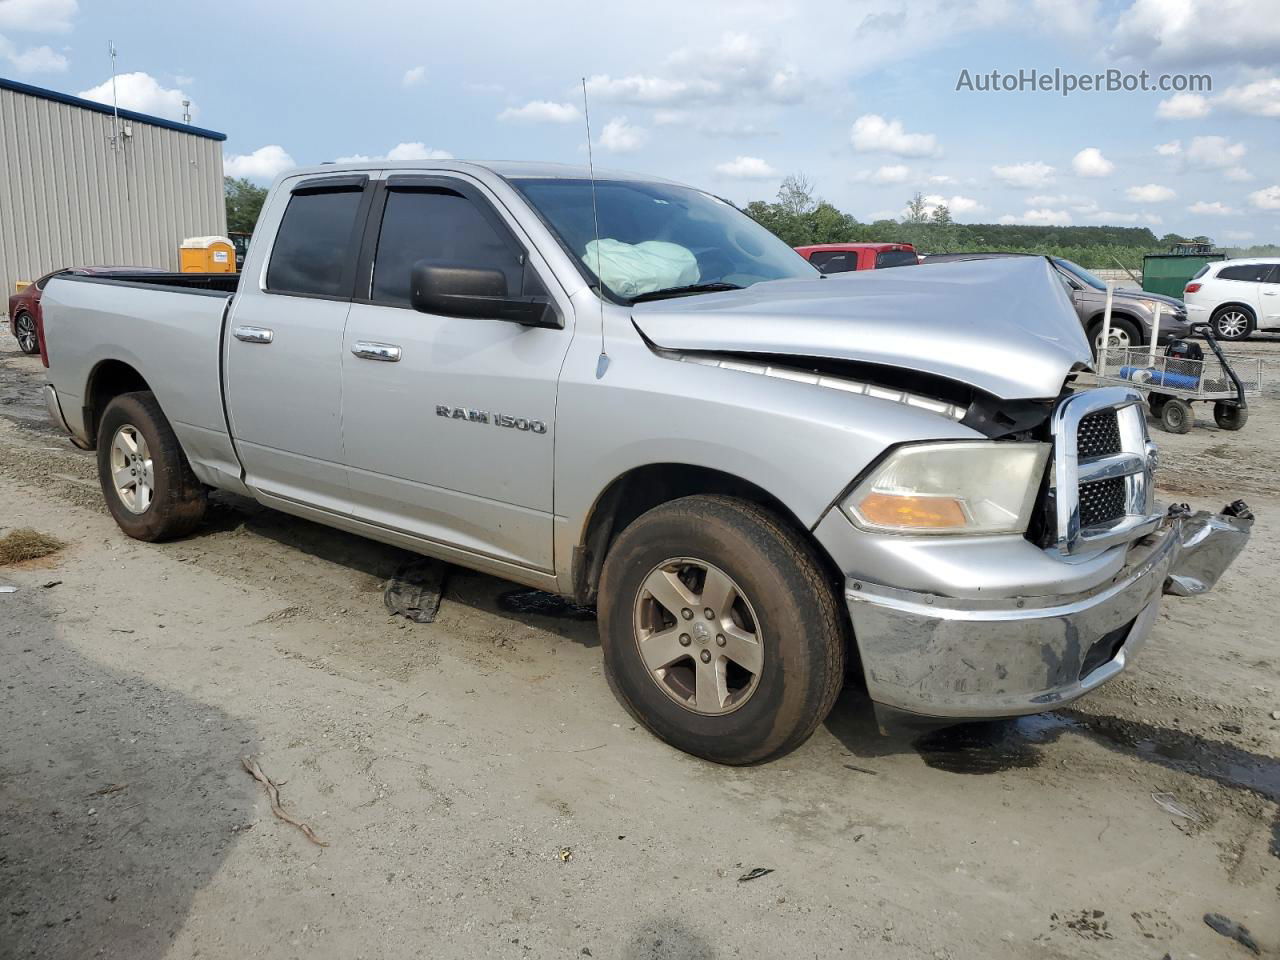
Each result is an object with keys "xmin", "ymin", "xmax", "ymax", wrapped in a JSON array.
[
  {"xmin": 1261, "ymin": 265, "xmax": 1280, "ymax": 284},
  {"xmin": 875, "ymin": 250, "xmax": 918, "ymax": 268},
  {"xmin": 266, "ymin": 187, "xmax": 365, "ymax": 297},
  {"xmin": 809, "ymin": 251, "xmax": 855, "ymax": 274},
  {"xmin": 371, "ymin": 188, "xmax": 525, "ymax": 307},
  {"xmin": 1191, "ymin": 264, "xmax": 1210, "ymax": 280},
  {"xmin": 1218, "ymin": 264, "xmax": 1269, "ymax": 282}
]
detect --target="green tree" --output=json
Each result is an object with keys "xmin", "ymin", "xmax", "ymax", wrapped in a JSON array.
[
  {"xmin": 930, "ymin": 203, "xmax": 952, "ymax": 226},
  {"xmin": 777, "ymin": 173, "xmax": 817, "ymax": 217},
  {"xmin": 224, "ymin": 177, "xmax": 268, "ymax": 234},
  {"xmin": 904, "ymin": 192, "xmax": 929, "ymax": 225}
]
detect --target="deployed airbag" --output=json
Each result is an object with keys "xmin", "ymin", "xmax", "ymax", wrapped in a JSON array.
[{"xmin": 583, "ymin": 239, "xmax": 699, "ymax": 297}]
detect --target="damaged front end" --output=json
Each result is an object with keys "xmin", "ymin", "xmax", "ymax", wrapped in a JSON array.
[{"xmin": 1163, "ymin": 500, "xmax": 1254, "ymax": 597}]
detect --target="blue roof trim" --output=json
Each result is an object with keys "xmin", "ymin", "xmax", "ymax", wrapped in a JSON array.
[{"xmin": 0, "ymin": 75, "xmax": 227, "ymax": 141}]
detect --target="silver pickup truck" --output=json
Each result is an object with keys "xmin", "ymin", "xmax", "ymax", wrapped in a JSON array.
[{"xmin": 39, "ymin": 161, "xmax": 1251, "ymax": 764}]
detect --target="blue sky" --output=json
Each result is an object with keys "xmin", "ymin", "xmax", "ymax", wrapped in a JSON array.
[{"xmin": 2, "ymin": 0, "xmax": 1278, "ymax": 241}]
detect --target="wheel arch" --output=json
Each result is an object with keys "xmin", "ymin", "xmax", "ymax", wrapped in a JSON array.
[
  {"xmin": 83, "ymin": 359, "xmax": 153, "ymax": 448},
  {"xmin": 1210, "ymin": 301, "xmax": 1256, "ymax": 326},
  {"xmin": 570, "ymin": 462, "xmax": 839, "ymax": 605},
  {"xmin": 1085, "ymin": 309, "xmax": 1145, "ymax": 344}
]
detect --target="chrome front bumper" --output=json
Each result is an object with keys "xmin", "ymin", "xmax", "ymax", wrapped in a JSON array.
[{"xmin": 847, "ymin": 518, "xmax": 1183, "ymax": 718}]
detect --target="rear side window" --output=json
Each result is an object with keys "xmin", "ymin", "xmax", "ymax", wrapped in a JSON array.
[
  {"xmin": 875, "ymin": 250, "xmax": 918, "ymax": 268},
  {"xmin": 1191, "ymin": 264, "xmax": 1210, "ymax": 280},
  {"xmin": 1217, "ymin": 264, "xmax": 1270, "ymax": 282},
  {"xmin": 371, "ymin": 188, "xmax": 525, "ymax": 306},
  {"xmin": 266, "ymin": 188, "xmax": 365, "ymax": 297},
  {"xmin": 808, "ymin": 251, "xmax": 856, "ymax": 274},
  {"xmin": 1261, "ymin": 265, "xmax": 1280, "ymax": 283}
]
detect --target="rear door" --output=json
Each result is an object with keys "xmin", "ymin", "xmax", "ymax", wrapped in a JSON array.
[
  {"xmin": 223, "ymin": 174, "xmax": 374, "ymax": 511},
  {"xmin": 339, "ymin": 173, "xmax": 573, "ymax": 572},
  {"xmin": 1260, "ymin": 264, "xmax": 1280, "ymax": 327}
]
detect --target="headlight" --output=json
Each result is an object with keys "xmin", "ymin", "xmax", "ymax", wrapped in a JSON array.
[
  {"xmin": 1139, "ymin": 299, "xmax": 1167, "ymax": 316},
  {"xmin": 844, "ymin": 441, "xmax": 1050, "ymax": 535}
]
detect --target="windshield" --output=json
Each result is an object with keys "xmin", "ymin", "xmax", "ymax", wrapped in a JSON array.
[
  {"xmin": 1053, "ymin": 257, "xmax": 1106, "ymax": 291},
  {"xmin": 511, "ymin": 178, "xmax": 818, "ymax": 300}
]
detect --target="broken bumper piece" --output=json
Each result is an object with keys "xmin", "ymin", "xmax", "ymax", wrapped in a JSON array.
[{"xmin": 845, "ymin": 502, "xmax": 1253, "ymax": 719}]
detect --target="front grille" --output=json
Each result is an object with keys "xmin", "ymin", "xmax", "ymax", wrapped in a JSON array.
[
  {"xmin": 1077, "ymin": 409, "xmax": 1121, "ymax": 458},
  {"xmin": 1078, "ymin": 477, "xmax": 1126, "ymax": 528}
]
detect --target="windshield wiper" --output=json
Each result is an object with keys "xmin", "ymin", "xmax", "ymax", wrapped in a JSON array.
[{"xmin": 630, "ymin": 281, "xmax": 742, "ymax": 303}]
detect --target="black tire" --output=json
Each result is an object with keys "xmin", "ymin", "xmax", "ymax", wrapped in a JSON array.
[
  {"xmin": 12, "ymin": 312, "xmax": 39, "ymax": 354},
  {"xmin": 1088, "ymin": 316, "xmax": 1141, "ymax": 358},
  {"xmin": 1213, "ymin": 402, "xmax": 1249, "ymax": 431},
  {"xmin": 598, "ymin": 495, "xmax": 846, "ymax": 765},
  {"xmin": 96, "ymin": 391, "xmax": 207, "ymax": 541},
  {"xmin": 1147, "ymin": 393, "xmax": 1169, "ymax": 418},
  {"xmin": 1210, "ymin": 306, "xmax": 1253, "ymax": 341},
  {"xmin": 1159, "ymin": 397, "xmax": 1194, "ymax": 434}
]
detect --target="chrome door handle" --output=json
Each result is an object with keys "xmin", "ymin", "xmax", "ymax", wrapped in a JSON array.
[
  {"xmin": 233, "ymin": 325, "xmax": 274, "ymax": 344},
  {"xmin": 351, "ymin": 341, "xmax": 402, "ymax": 362}
]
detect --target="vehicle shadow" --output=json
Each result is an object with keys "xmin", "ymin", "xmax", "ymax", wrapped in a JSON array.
[
  {"xmin": 197, "ymin": 490, "xmax": 601, "ymax": 647},
  {"xmin": 0, "ymin": 581, "xmax": 260, "ymax": 960}
]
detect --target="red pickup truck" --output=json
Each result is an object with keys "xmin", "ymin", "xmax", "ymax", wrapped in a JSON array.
[{"xmin": 794, "ymin": 242, "xmax": 918, "ymax": 274}]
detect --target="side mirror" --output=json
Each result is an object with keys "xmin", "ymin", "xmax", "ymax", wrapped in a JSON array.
[{"xmin": 410, "ymin": 263, "xmax": 561, "ymax": 328}]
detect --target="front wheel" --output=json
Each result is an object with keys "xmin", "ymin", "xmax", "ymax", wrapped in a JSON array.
[
  {"xmin": 598, "ymin": 495, "xmax": 846, "ymax": 765},
  {"xmin": 97, "ymin": 392, "xmax": 208, "ymax": 541},
  {"xmin": 1213, "ymin": 402, "xmax": 1249, "ymax": 431},
  {"xmin": 12, "ymin": 312, "xmax": 39, "ymax": 354},
  {"xmin": 1089, "ymin": 316, "xmax": 1140, "ymax": 358}
]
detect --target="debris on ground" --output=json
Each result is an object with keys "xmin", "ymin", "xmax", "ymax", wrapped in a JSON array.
[
  {"xmin": 1152, "ymin": 791, "xmax": 1204, "ymax": 823},
  {"xmin": 737, "ymin": 867, "xmax": 774, "ymax": 883},
  {"xmin": 383, "ymin": 559, "xmax": 449, "ymax": 624},
  {"xmin": 497, "ymin": 587, "xmax": 596, "ymax": 621},
  {"xmin": 557, "ymin": 847, "xmax": 573, "ymax": 862},
  {"xmin": 0, "ymin": 528, "xmax": 65, "ymax": 565},
  {"xmin": 843, "ymin": 763, "xmax": 878, "ymax": 775},
  {"xmin": 0, "ymin": 584, "xmax": 15, "ymax": 594},
  {"xmin": 1203, "ymin": 913, "xmax": 1261, "ymax": 955},
  {"xmin": 240, "ymin": 757, "xmax": 329, "ymax": 847},
  {"xmin": 1049, "ymin": 909, "xmax": 1113, "ymax": 940},
  {"xmin": 86, "ymin": 783, "xmax": 128, "ymax": 798}
]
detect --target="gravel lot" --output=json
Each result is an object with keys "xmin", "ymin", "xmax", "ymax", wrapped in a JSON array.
[{"xmin": 1, "ymin": 325, "xmax": 1278, "ymax": 960}]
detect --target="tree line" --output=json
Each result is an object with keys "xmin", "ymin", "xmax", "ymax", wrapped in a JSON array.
[{"xmin": 742, "ymin": 174, "xmax": 1278, "ymax": 269}]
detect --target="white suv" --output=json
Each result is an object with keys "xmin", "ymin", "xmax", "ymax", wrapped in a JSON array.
[{"xmin": 1183, "ymin": 258, "xmax": 1280, "ymax": 340}]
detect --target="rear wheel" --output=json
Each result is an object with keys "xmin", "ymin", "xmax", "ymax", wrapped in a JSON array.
[
  {"xmin": 598, "ymin": 495, "xmax": 846, "ymax": 765},
  {"xmin": 97, "ymin": 392, "xmax": 207, "ymax": 541},
  {"xmin": 1160, "ymin": 397, "xmax": 1194, "ymax": 434},
  {"xmin": 1213, "ymin": 402, "xmax": 1249, "ymax": 431},
  {"xmin": 1211, "ymin": 307, "xmax": 1252, "ymax": 341},
  {"xmin": 12, "ymin": 312, "xmax": 38, "ymax": 354}
]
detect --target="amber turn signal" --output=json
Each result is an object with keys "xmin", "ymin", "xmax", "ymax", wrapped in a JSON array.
[{"xmin": 856, "ymin": 492, "xmax": 967, "ymax": 529}]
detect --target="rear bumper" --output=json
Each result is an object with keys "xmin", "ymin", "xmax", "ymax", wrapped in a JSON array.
[{"xmin": 845, "ymin": 519, "xmax": 1181, "ymax": 718}]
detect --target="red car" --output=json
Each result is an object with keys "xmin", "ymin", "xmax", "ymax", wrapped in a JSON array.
[
  {"xmin": 794, "ymin": 242, "xmax": 918, "ymax": 274},
  {"xmin": 8, "ymin": 266, "xmax": 164, "ymax": 364}
]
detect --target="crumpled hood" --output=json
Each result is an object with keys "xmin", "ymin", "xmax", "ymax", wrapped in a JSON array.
[{"xmin": 631, "ymin": 256, "xmax": 1093, "ymax": 400}]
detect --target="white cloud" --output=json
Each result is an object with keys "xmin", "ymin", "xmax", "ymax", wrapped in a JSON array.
[
  {"xmin": 1248, "ymin": 185, "xmax": 1280, "ymax": 210},
  {"xmin": 850, "ymin": 114, "xmax": 938, "ymax": 158},
  {"xmin": 1217, "ymin": 75, "xmax": 1280, "ymax": 117},
  {"xmin": 991, "ymin": 161, "xmax": 1055, "ymax": 188},
  {"xmin": 1187, "ymin": 201, "xmax": 1237, "ymax": 216},
  {"xmin": 78, "ymin": 72, "xmax": 195, "ymax": 122},
  {"xmin": 0, "ymin": 0, "xmax": 77, "ymax": 31},
  {"xmin": 714, "ymin": 156, "xmax": 778, "ymax": 179},
  {"xmin": 402, "ymin": 65, "xmax": 426, "ymax": 88},
  {"xmin": 335, "ymin": 142, "xmax": 453, "ymax": 163},
  {"xmin": 1184, "ymin": 135, "xmax": 1246, "ymax": 171},
  {"xmin": 1031, "ymin": 0, "xmax": 1100, "ymax": 37},
  {"xmin": 1224, "ymin": 166, "xmax": 1253, "ymax": 182},
  {"xmin": 999, "ymin": 208, "xmax": 1073, "ymax": 226},
  {"xmin": 1111, "ymin": 0, "xmax": 1280, "ymax": 66},
  {"xmin": 927, "ymin": 174, "xmax": 955, "ymax": 185},
  {"xmin": 1155, "ymin": 140, "xmax": 1182, "ymax": 156},
  {"xmin": 1126, "ymin": 183, "xmax": 1176, "ymax": 203},
  {"xmin": 1071, "ymin": 147, "xmax": 1113, "ymax": 178},
  {"xmin": 224, "ymin": 145, "xmax": 295, "ymax": 181},
  {"xmin": 0, "ymin": 36, "xmax": 66, "ymax": 72},
  {"xmin": 586, "ymin": 73, "xmax": 711, "ymax": 106},
  {"xmin": 497, "ymin": 100, "xmax": 580, "ymax": 123},
  {"xmin": 928, "ymin": 194, "xmax": 983, "ymax": 215},
  {"xmin": 1155, "ymin": 92, "xmax": 1210, "ymax": 119},
  {"xmin": 599, "ymin": 116, "xmax": 646, "ymax": 153},
  {"xmin": 860, "ymin": 164, "xmax": 911, "ymax": 184},
  {"xmin": 173, "ymin": 73, "xmax": 194, "ymax": 86}
]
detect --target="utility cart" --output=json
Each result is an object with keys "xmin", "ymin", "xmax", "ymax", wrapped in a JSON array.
[{"xmin": 1095, "ymin": 296, "xmax": 1261, "ymax": 433}]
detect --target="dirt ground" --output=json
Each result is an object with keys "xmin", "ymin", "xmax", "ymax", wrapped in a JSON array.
[{"xmin": 1, "ymin": 327, "xmax": 1277, "ymax": 960}]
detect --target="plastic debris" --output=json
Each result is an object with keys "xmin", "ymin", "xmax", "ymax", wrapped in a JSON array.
[
  {"xmin": 737, "ymin": 867, "xmax": 774, "ymax": 883},
  {"xmin": 383, "ymin": 559, "xmax": 449, "ymax": 624},
  {"xmin": 1203, "ymin": 913, "xmax": 1260, "ymax": 955},
  {"xmin": 1151, "ymin": 791, "xmax": 1203, "ymax": 823}
]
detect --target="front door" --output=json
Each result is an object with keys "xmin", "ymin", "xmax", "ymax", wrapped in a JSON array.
[
  {"xmin": 1260, "ymin": 264, "xmax": 1280, "ymax": 326},
  {"xmin": 339, "ymin": 175, "xmax": 573, "ymax": 572}
]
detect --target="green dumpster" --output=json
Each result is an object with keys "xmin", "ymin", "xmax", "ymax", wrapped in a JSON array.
[{"xmin": 1143, "ymin": 250, "xmax": 1226, "ymax": 299}]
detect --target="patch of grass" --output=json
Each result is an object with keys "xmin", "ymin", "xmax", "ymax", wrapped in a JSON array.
[{"xmin": 0, "ymin": 528, "xmax": 66, "ymax": 565}]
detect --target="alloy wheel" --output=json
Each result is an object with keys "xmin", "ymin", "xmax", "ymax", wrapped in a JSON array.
[
  {"xmin": 1215, "ymin": 310, "xmax": 1248, "ymax": 339},
  {"xmin": 109, "ymin": 424, "xmax": 154, "ymax": 513},
  {"xmin": 632, "ymin": 557, "xmax": 765, "ymax": 715},
  {"xmin": 13, "ymin": 313, "xmax": 37, "ymax": 353}
]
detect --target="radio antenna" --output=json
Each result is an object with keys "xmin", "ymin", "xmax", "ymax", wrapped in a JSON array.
[{"xmin": 581, "ymin": 77, "xmax": 609, "ymax": 375}]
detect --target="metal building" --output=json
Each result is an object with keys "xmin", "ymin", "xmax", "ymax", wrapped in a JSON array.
[{"xmin": 0, "ymin": 76, "xmax": 227, "ymax": 293}]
